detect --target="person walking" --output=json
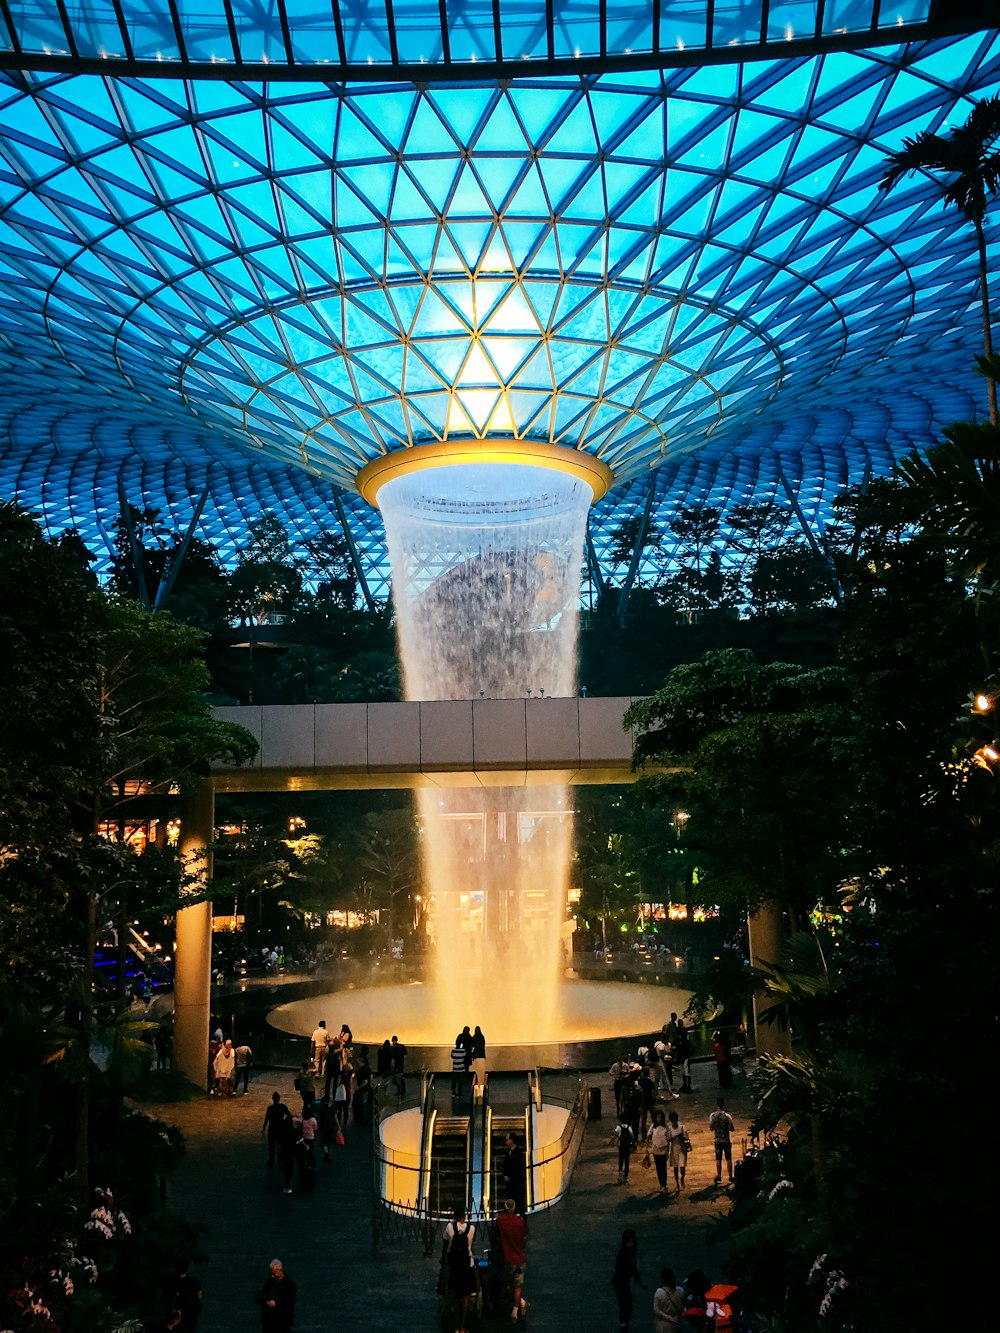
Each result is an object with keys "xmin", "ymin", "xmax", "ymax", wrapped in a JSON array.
[
  {"xmin": 233, "ymin": 1043, "xmax": 253, "ymax": 1095},
  {"xmin": 614, "ymin": 1114, "xmax": 635, "ymax": 1183},
  {"xmin": 494, "ymin": 1198, "xmax": 528, "ymax": 1323},
  {"xmin": 262, "ymin": 1092, "xmax": 292, "ymax": 1167},
  {"xmin": 212, "ymin": 1039, "xmax": 235, "ymax": 1097},
  {"xmin": 666, "ymin": 1110, "xmax": 689, "ymax": 1192},
  {"xmin": 611, "ymin": 1229, "xmax": 646, "ymax": 1333},
  {"xmin": 709, "ymin": 1098, "xmax": 735, "ymax": 1186},
  {"xmin": 442, "ymin": 1207, "xmax": 477, "ymax": 1333},
  {"xmin": 653, "ymin": 1267, "xmax": 686, "ymax": 1333},
  {"xmin": 646, "ymin": 1110, "xmax": 670, "ymax": 1193},
  {"xmin": 255, "ymin": 1259, "xmax": 295, "ymax": 1332}
]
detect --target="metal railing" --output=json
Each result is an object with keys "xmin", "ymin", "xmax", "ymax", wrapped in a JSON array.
[{"xmin": 372, "ymin": 1067, "xmax": 590, "ymax": 1250}]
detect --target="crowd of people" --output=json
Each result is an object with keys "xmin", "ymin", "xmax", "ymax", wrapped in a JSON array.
[{"xmin": 153, "ymin": 1005, "xmax": 745, "ymax": 1332}]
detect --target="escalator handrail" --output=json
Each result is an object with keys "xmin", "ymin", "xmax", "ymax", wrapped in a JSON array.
[{"xmin": 416, "ymin": 1074, "xmax": 437, "ymax": 1216}]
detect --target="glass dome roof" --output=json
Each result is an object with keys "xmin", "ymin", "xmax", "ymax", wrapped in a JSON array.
[{"xmin": 1, "ymin": 23, "xmax": 998, "ymax": 597}]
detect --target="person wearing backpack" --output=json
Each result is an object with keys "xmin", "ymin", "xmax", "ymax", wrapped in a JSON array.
[
  {"xmin": 442, "ymin": 1207, "xmax": 477, "ymax": 1333},
  {"xmin": 614, "ymin": 1114, "xmax": 636, "ymax": 1182}
]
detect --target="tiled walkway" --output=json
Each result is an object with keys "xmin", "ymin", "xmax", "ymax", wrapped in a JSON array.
[{"xmin": 144, "ymin": 1057, "xmax": 755, "ymax": 1332}]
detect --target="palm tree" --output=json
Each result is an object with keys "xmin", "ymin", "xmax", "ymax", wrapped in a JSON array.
[{"xmin": 879, "ymin": 95, "xmax": 1000, "ymax": 425}]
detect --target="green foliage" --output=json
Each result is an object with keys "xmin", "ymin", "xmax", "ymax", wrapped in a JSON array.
[{"xmin": 625, "ymin": 650, "xmax": 861, "ymax": 920}]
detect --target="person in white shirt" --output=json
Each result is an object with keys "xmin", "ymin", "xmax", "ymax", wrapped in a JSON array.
[{"xmin": 311, "ymin": 1020, "xmax": 330, "ymax": 1076}]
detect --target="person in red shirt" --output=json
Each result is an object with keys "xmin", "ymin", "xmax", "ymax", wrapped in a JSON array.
[{"xmin": 494, "ymin": 1198, "xmax": 528, "ymax": 1323}]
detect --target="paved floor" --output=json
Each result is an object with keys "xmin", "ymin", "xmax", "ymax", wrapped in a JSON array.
[{"xmin": 143, "ymin": 1056, "xmax": 755, "ymax": 1333}]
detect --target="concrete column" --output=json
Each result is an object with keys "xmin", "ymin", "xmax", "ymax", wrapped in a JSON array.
[
  {"xmin": 748, "ymin": 899, "xmax": 792, "ymax": 1058},
  {"xmin": 174, "ymin": 779, "xmax": 215, "ymax": 1089}
]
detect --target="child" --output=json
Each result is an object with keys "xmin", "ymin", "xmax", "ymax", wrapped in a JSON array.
[{"xmin": 614, "ymin": 1114, "xmax": 635, "ymax": 1182}]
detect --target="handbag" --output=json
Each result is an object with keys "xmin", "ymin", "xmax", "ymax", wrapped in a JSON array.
[
  {"xmin": 682, "ymin": 1133, "xmax": 692, "ymax": 1154},
  {"xmin": 641, "ymin": 1150, "xmax": 652, "ymax": 1168}
]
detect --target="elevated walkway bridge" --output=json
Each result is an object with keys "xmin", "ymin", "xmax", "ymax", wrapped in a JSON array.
[{"xmin": 210, "ymin": 695, "xmax": 643, "ymax": 792}]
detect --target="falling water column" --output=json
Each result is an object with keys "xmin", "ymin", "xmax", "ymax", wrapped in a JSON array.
[{"xmin": 357, "ymin": 443, "xmax": 613, "ymax": 1043}]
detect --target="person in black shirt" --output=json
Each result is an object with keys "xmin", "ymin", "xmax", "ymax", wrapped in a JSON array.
[
  {"xmin": 172, "ymin": 1261, "xmax": 202, "ymax": 1331},
  {"xmin": 255, "ymin": 1259, "xmax": 295, "ymax": 1332},
  {"xmin": 262, "ymin": 1092, "xmax": 292, "ymax": 1168},
  {"xmin": 502, "ymin": 1131, "xmax": 527, "ymax": 1215},
  {"xmin": 390, "ymin": 1034, "xmax": 407, "ymax": 1096}
]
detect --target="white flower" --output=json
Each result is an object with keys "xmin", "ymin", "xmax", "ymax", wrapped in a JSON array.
[{"xmin": 767, "ymin": 1178, "xmax": 793, "ymax": 1199}]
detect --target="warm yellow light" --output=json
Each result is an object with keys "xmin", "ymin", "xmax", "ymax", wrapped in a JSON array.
[
  {"xmin": 975, "ymin": 694, "xmax": 991, "ymax": 713},
  {"xmin": 356, "ymin": 440, "xmax": 614, "ymax": 507}
]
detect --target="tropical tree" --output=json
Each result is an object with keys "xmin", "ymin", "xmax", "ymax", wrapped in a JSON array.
[
  {"xmin": 624, "ymin": 649, "xmax": 861, "ymax": 928},
  {"xmin": 879, "ymin": 94, "xmax": 1000, "ymax": 423}
]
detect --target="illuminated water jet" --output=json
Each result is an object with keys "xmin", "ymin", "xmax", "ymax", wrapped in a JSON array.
[{"xmin": 358, "ymin": 443, "xmax": 615, "ymax": 1044}]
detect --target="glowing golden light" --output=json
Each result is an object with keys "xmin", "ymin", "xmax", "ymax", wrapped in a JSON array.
[{"xmin": 356, "ymin": 440, "xmax": 614, "ymax": 507}]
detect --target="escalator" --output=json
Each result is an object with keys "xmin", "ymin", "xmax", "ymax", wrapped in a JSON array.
[
  {"xmin": 426, "ymin": 1116, "xmax": 471, "ymax": 1218},
  {"xmin": 489, "ymin": 1115, "xmax": 525, "ymax": 1209}
]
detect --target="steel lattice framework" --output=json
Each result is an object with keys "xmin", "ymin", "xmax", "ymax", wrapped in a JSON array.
[{"xmin": 1, "ymin": 9, "xmax": 998, "ymax": 598}]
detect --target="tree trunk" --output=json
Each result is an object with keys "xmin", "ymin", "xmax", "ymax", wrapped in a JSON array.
[
  {"xmin": 974, "ymin": 214, "xmax": 997, "ymax": 426},
  {"xmin": 75, "ymin": 878, "xmax": 97, "ymax": 1211}
]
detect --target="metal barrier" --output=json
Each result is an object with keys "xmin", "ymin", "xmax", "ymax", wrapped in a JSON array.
[{"xmin": 372, "ymin": 1067, "xmax": 590, "ymax": 1251}]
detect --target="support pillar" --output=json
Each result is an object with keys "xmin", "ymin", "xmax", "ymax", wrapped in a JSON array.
[
  {"xmin": 174, "ymin": 779, "xmax": 215, "ymax": 1090},
  {"xmin": 748, "ymin": 899, "xmax": 792, "ymax": 1058}
]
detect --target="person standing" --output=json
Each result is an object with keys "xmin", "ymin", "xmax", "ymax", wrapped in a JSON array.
[
  {"xmin": 638, "ymin": 1065, "xmax": 655, "ymax": 1140},
  {"xmin": 450, "ymin": 1033, "xmax": 470, "ymax": 1099},
  {"xmin": 666, "ymin": 1110, "xmax": 689, "ymax": 1192},
  {"xmin": 293, "ymin": 1106, "xmax": 318, "ymax": 1192},
  {"xmin": 442, "ymin": 1207, "xmax": 477, "ymax": 1333},
  {"xmin": 470, "ymin": 1025, "xmax": 487, "ymax": 1087},
  {"xmin": 494, "ymin": 1198, "xmax": 528, "ymax": 1323},
  {"xmin": 712, "ymin": 1031, "xmax": 732, "ymax": 1088},
  {"xmin": 390, "ymin": 1034, "xmax": 407, "ymax": 1097},
  {"xmin": 653, "ymin": 1267, "xmax": 686, "ymax": 1333},
  {"xmin": 310, "ymin": 1020, "xmax": 329, "ymax": 1077},
  {"xmin": 614, "ymin": 1114, "xmax": 635, "ymax": 1183},
  {"xmin": 377, "ymin": 1038, "xmax": 393, "ymax": 1080},
  {"xmin": 709, "ymin": 1098, "xmax": 735, "ymax": 1186},
  {"xmin": 332, "ymin": 1069, "xmax": 349, "ymax": 1133},
  {"xmin": 674, "ymin": 1022, "xmax": 693, "ymax": 1094},
  {"xmin": 611, "ymin": 1229, "xmax": 646, "ymax": 1333},
  {"xmin": 646, "ymin": 1111, "xmax": 670, "ymax": 1194},
  {"xmin": 352, "ymin": 1045, "xmax": 372, "ymax": 1124},
  {"xmin": 172, "ymin": 1262, "xmax": 202, "ymax": 1332},
  {"xmin": 262, "ymin": 1092, "xmax": 292, "ymax": 1167},
  {"xmin": 502, "ymin": 1131, "xmax": 527, "ymax": 1215},
  {"xmin": 212, "ymin": 1039, "xmax": 235, "ymax": 1097},
  {"xmin": 233, "ymin": 1043, "xmax": 253, "ymax": 1095},
  {"xmin": 255, "ymin": 1259, "xmax": 295, "ymax": 1332},
  {"xmin": 609, "ymin": 1056, "xmax": 628, "ymax": 1117},
  {"xmin": 154, "ymin": 1025, "xmax": 173, "ymax": 1071},
  {"xmin": 293, "ymin": 1062, "xmax": 315, "ymax": 1110}
]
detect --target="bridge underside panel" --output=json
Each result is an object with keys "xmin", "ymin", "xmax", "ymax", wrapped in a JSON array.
[
  {"xmin": 211, "ymin": 764, "xmax": 644, "ymax": 793},
  {"xmin": 211, "ymin": 697, "xmax": 650, "ymax": 792}
]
